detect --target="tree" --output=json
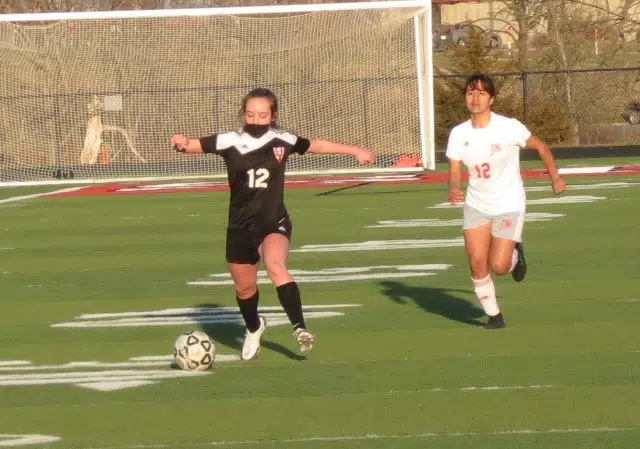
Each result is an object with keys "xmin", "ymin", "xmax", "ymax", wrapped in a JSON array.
[
  {"xmin": 494, "ymin": 0, "xmax": 547, "ymax": 69},
  {"xmin": 567, "ymin": 0, "xmax": 640, "ymax": 41},
  {"xmin": 543, "ymin": 0, "xmax": 579, "ymax": 145},
  {"xmin": 433, "ymin": 30, "xmax": 519, "ymax": 147}
]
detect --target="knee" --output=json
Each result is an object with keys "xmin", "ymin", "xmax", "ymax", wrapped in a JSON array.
[
  {"xmin": 264, "ymin": 260, "xmax": 290, "ymax": 284},
  {"xmin": 469, "ymin": 257, "xmax": 489, "ymax": 279},
  {"xmin": 234, "ymin": 281, "xmax": 257, "ymax": 299},
  {"xmin": 489, "ymin": 259, "xmax": 511, "ymax": 276}
]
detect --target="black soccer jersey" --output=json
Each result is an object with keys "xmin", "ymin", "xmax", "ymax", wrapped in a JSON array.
[{"xmin": 199, "ymin": 129, "xmax": 310, "ymax": 232}]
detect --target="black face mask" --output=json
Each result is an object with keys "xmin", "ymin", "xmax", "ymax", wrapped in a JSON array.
[{"xmin": 243, "ymin": 123, "xmax": 270, "ymax": 138}]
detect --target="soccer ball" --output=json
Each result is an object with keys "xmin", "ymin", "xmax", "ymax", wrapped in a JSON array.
[{"xmin": 173, "ymin": 330, "xmax": 216, "ymax": 371}]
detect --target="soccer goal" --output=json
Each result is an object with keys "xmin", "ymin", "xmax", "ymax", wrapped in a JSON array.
[{"xmin": 0, "ymin": 0, "xmax": 434, "ymax": 186}]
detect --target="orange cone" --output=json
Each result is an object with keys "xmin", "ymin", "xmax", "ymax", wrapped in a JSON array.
[{"xmin": 391, "ymin": 155, "xmax": 421, "ymax": 168}]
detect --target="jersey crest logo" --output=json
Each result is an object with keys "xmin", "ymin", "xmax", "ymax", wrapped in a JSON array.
[
  {"xmin": 490, "ymin": 143, "xmax": 502, "ymax": 155},
  {"xmin": 273, "ymin": 146, "xmax": 285, "ymax": 163}
]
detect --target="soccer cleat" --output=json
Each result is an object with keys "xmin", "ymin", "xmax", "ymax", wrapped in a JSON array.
[
  {"xmin": 484, "ymin": 313, "xmax": 506, "ymax": 329},
  {"xmin": 241, "ymin": 315, "xmax": 266, "ymax": 361},
  {"xmin": 293, "ymin": 328, "xmax": 314, "ymax": 353},
  {"xmin": 511, "ymin": 242, "xmax": 527, "ymax": 282}
]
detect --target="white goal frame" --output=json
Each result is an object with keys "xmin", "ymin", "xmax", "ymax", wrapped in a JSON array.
[{"xmin": 0, "ymin": 0, "xmax": 435, "ymax": 187}]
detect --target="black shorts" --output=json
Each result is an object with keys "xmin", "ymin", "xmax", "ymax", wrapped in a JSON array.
[{"xmin": 226, "ymin": 217, "xmax": 293, "ymax": 264}]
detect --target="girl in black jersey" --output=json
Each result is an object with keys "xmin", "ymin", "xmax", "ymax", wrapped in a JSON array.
[{"xmin": 171, "ymin": 88, "xmax": 375, "ymax": 360}]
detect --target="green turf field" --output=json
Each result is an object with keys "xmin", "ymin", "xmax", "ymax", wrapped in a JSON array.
[{"xmin": 0, "ymin": 165, "xmax": 639, "ymax": 448}]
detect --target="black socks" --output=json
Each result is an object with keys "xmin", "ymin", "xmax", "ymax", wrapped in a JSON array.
[
  {"xmin": 276, "ymin": 282, "xmax": 306, "ymax": 331},
  {"xmin": 236, "ymin": 290, "xmax": 260, "ymax": 332}
]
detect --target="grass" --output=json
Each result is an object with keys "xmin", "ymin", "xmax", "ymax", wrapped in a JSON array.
[{"xmin": 0, "ymin": 161, "xmax": 638, "ymax": 448}]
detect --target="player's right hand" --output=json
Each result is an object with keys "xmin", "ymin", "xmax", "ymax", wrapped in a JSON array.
[
  {"xmin": 171, "ymin": 134, "xmax": 189, "ymax": 152},
  {"xmin": 448, "ymin": 188, "xmax": 464, "ymax": 204}
]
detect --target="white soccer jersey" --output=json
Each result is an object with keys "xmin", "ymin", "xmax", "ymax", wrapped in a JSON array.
[{"xmin": 445, "ymin": 112, "xmax": 532, "ymax": 215}]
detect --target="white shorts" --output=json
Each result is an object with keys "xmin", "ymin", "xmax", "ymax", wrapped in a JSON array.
[{"xmin": 462, "ymin": 204, "xmax": 524, "ymax": 242}]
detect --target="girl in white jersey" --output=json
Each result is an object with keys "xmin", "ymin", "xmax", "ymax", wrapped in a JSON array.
[{"xmin": 446, "ymin": 74, "xmax": 566, "ymax": 329}]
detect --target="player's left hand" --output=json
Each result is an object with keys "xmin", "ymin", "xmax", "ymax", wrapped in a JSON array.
[
  {"xmin": 552, "ymin": 176, "xmax": 566, "ymax": 194},
  {"xmin": 355, "ymin": 148, "xmax": 375, "ymax": 165}
]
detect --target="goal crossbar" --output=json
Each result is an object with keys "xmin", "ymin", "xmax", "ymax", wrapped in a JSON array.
[{"xmin": 0, "ymin": 0, "xmax": 430, "ymax": 22}]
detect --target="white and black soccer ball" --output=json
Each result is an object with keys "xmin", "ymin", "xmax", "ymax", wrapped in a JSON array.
[{"xmin": 173, "ymin": 330, "xmax": 216, "ymax": 371}]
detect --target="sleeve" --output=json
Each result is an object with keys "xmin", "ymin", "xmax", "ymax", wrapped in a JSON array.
[
  {"xmin": 445, "ymin": 128, "xmax": 462, "ymax": 161},
  {"xmin": 511, "ymin": 118, "xmax": 532, "ymax": 148},
  {"xmin": 199, "ymin": 134, "xmax": 219, "ymax": 154},
  {"xmin": 290, "ymin": 136, "xmax": 311, "ymax": 155}
]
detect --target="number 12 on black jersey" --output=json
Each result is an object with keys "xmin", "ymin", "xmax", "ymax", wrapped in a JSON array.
[{"xmin": 247, "ymin": 168, "xmax": 270, "ymax": 188}]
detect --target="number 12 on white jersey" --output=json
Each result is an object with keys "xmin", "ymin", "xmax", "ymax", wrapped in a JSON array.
[{"xmin": 473, "ymin": 163, "xmax": 491, "ymax": 179}]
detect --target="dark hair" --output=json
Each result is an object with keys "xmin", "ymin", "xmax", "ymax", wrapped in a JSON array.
[
  {"xmin": 240, "ymin": 87, "xmax": 279, "ymax": 126},
  {"xmin": 463, "ymin": 73, "xmax": 496, "ymax": 98}
]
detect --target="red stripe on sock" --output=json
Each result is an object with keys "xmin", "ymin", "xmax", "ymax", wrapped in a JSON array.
[{"xmin": 473, "ymin": 279, "xmax": 492, "ymax": 287}]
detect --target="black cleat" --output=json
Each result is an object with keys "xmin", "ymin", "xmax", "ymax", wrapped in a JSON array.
[
  {"xmin": 484, "ymin": 313, "xmax": 506, "ymax": 329},
  {"xmin": 511, "ymin": 242, "xmax": 527, "ymax": 282}
]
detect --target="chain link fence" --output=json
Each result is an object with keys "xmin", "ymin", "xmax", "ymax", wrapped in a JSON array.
[
  {"xmin": 434, "ymin": 67, "xmax": 640, "ymax": 149},
  {"xmin": 3, "ymin": 0, "xmax": 640, "ymax": 153}
]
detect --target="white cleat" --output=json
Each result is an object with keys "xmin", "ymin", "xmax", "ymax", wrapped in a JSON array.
[
  {"xmin": 294, "ymin": 328, "xmax": 314, "ymax": 354},
  {"xmin": 241, "ymin": 316, "xmax": 266, "ymax": 361}
]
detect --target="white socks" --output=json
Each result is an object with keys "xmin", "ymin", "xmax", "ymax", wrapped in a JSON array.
[{"xmin": 472, "ymin": 274, "xmax": 500, "ymax": 316}]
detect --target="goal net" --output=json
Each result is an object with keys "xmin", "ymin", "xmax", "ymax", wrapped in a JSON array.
[{"xmin": 0, "ymin": 1, "xmax": 434, "ymax": 186}]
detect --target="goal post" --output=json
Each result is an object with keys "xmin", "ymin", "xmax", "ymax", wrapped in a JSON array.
[{"xmin": 0, "ymin": 0, "xmax": 435, "ymax": 186}]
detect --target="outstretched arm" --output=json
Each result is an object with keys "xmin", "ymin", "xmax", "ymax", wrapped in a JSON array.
[
  {"xmin": 308, "ymin": 139, "xmax": 375, "ymax": 165},
  {"xmin": 525, "ymin": 135, "xmax": 566, "ymax": 194},
  {"xmin": 171, "ymin": 134, "xmax": 203, "ymax": 153}
]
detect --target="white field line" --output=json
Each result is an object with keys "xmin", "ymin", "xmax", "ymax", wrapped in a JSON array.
[
  {"xmin": 52, "ymin": 305, "xmax": 362, "ymax": 329},
  {"xmin": 291, "ymin": 238, "xmax": 464, "ymax": 252},
  {"xmin": 0, "ymin": 355, "xmax": 240, "ymax": 372},
  {"xmin": 0, "ymin": 369, "xmax": 210, "ymax": 387},
  {"xmin": 0, "ymin": 361, "xmax": 31, "ymax": 367},
  {"xmin": 0, "ymin": 187, "xmax": 84, "ymax": 205},
  {"xmin": 525, "ymin": 181, "xmax": 640, "ymax": 192},
  {"xmin": 207, "ymin": 384, "xmax": 561, "ymax": 397},
  {"xmin": 430, "ymin": 195, "xmax": 606, "ymax": 209},
  {"xmin": 0, "ymin": 434, "xmax": 61, "ymax": 446},
  {"xmin": 75, "ymin": 304, "xmax": 361, "ymax": 320},
  {"xmin": 87, "ymin": 427, "xmax": 638, "ymax": 449},
  {"xmin": 2, "ymin": 180, "xmax": 635, "ymax": 207}
]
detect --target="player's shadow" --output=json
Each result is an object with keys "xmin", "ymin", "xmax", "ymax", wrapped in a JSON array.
[
  {"xmin": 194, "ymin": 303, "xmax": 305, "ymax": 361},
  {"xmin": 315, "ymin": 184, "xmax": 428, "ymax": 197},
  {"xmin": 378, "ymin": 281, "xmax": 485, "ymax": 327}
]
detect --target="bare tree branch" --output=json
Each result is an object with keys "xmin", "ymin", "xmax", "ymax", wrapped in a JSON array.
[
  {"xmin": 567, "ymin": 0, "xmax": 640, "ymax": 26},
  {"xmin": 495, "ymin": 0, "xmax": 547, "ymax": 69},
  {"xmin": 546, "ymin": 0, "xmax": 580, "ymax": 145}
]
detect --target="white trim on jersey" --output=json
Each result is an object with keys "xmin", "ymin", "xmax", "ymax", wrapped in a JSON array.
[
  {"xmin": 216, "ymin": 129, "xmax": 298, "ymax": 155},
  {"xmin": 270, "ymin": 129, "xmax": 298, "ymax": 145}
]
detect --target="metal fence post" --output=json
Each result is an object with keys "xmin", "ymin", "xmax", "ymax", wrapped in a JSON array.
[
  {"xmin": 522, "ymin": 72, "xmax": 528, "ymax": 124},
  {"xmin": 361, "ymin": 80, "xmax": 370, "ymax": 150}
]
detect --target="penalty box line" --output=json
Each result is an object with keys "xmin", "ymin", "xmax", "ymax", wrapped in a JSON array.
[{"xmin": 90, "ymin": 427, "xmax": 638, "ymax": 449}]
